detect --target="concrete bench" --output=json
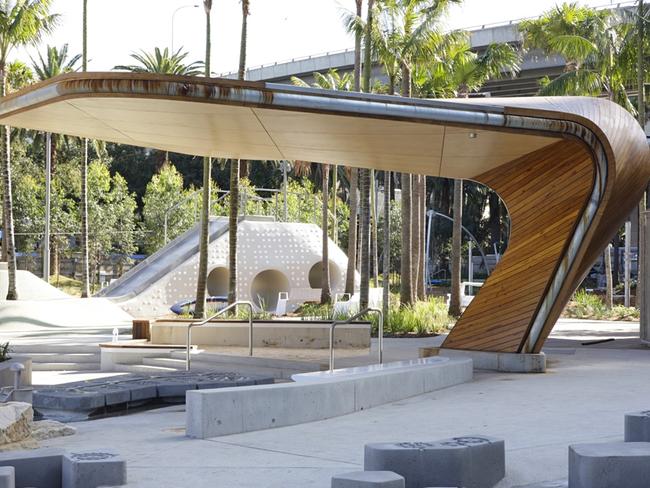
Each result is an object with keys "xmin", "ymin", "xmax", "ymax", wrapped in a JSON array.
[
  {"xmin": 569, "ymin": 442, "xmax": 650, "ymax": 488},
  {"xmin": 187, "ymin": 357, "xmax": 472, "ymax": 438},
  {"xmin": 364, "ymin": 436, "xmax": 504, "ymax": 488},
  {"xmin": 332, "ymin": 471, "xmax": 405, "ymax": 488},
  {"xmin": 624, "ymin": 410, "xmax": 650, "ymax": 442},
  {"xmin": 292, "ymin": 357, "xmax": 450, "ymax": 382},
  {"xmin": 0, "ymin": 448, "xmax": 126, "ymax": 488}
]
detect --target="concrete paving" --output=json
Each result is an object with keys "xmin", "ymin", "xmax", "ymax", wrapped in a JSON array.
[{"xmin": 27, "ymin": 319, "xmax": 648, "ymax": 488}]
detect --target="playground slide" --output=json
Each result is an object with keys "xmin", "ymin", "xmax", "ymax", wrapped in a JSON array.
[{"xmin": 96, "ymin": 217, "xmax": 229, "ymax": 301}]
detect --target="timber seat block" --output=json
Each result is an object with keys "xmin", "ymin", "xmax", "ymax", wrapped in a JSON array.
[
  {"xmin": 364, "ymin": 436, "xmax": 505, "ymax": 488},
  {"xmin": 62, "ymin": 450, "xmax": 126, "ymax": 488},
  {"xmin": 624, "ymin": 411, "xmax": 650, "ymax": 442},
  {"xmin": 331, "ymin": 471, "xmax": 405, "ymax": 488},
  {"xmin": 0, "ymin": 467, "xmax": 14, "ymax": 488},
  {"xmin": 569, "ymin": 442, "xmax": 650, "ymax": 488}
]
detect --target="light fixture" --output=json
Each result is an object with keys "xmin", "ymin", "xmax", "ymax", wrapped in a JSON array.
[{"xmin": 468, "ymin": 132, "xmax": 478, "ymax": 139}]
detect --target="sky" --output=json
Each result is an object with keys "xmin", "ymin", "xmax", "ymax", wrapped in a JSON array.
[{"xmin": 11, "ymin": 0, "xmax": 635, "ymax": 75}]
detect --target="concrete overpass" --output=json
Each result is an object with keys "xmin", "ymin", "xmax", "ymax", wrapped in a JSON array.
[{"xmin": 220, "ymin": 4, "xmax": 633, "ymax": 98}]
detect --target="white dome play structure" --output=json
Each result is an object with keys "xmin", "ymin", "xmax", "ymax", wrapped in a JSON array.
[{"xmin": 97, "ymin": 217, "xmax": 357, "ymax": 318}]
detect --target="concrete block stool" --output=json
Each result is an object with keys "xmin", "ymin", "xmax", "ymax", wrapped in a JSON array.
[
  {"xmin": 365, "ymin": 436, "xmax": 504, "ymax": 488},
  {"xmin": 332, "ymin": 471, "xmax": 405, "ymax": 488},
  {"xmin": 0, "ymin": 467, "xmax": 14, "ymax": 488},
  {"xmin": 62, "ymin": 450, "xmax": 127, "ymax": 488},
  {"xmin": 569, "ymin": 442, "xmax": 650, "ymax": 488},
  {"xmin": 624, "ymin": 411, "xmax": 650, "ymax": 442}
]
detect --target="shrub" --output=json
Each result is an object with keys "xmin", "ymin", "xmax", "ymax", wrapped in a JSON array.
[
  {"xmin": 564, "ymin": 289, "xmax": 639, "ymax": 321},
  {"xmin": 0, "ymin": 342, "xmax": 11, "ymax": 362}
]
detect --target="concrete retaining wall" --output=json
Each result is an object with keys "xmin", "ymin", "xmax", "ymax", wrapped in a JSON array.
[
  {"xmin": 152, "ymin": 320, "xmax": 371, "ymax": 349},
  {"xmin": 186, "ymin": 357, "xmax": 472, "ymax": 438}
]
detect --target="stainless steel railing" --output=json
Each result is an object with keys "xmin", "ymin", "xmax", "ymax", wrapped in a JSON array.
[
  {"xmin": 329, "ymin": 307, "xmax": 383, "ymax": 372},
  {"xmin": 186, "ymin": 301, "xmax": 254, "ymax": 371}
]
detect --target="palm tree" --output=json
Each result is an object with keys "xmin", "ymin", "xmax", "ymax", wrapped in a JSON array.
[
  {"xmin": 80, "ymin": 0, "xmax": 90, "ymax": 297},
  {"xmin": 359, "ymin": 0, "xmax": 375, "ymax": 310},
  {"xmin": 344, "ymin": 0, "xmax": 363, "ymax": 297},
  {"xmin": 238, "ymin": 0, "xmax": 249, "ymax": 80},
  {"xmin": 0, "ymin": 0, "xmax": 58, "ymax": 299},
  {"xmin": 520, "ymin": 3, "xmax": 634, "ymax": 111},
  {"xmin": 225, "ymin": 0, "xmax": 249, "ymax": 310},
  {"xmin": 31, "ymin": 44, "xmax": 80, "ymax": 278},
  {"xmin": 292, "ymin": 70, "xmax": 353, "ymax": 305},
  {"xmin": 114, "ymin": 47, "xmax": 203, "ymax": 75},
  {"xmin": 195, "ymin": 0, "xmax": 213, "ymax": 318}
]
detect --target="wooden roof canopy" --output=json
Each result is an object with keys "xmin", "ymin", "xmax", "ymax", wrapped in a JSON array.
[{"xmin": 1, "ymin": 72, "xmax": 648, "ymax": 354}]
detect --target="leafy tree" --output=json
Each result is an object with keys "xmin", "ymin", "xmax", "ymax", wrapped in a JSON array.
[
  {"xmin": 114, "ymin": 47, "xmax": 203, "ymax": 75},
  {"xmin": 141, "ymin": 163, "xmax": 200, "ymax": 253},
  {"xmin": 0, "ymin": 0, "xmax": 58, "ymax": 299},
  {"xmin": 87, "ymin": 160, "xmax": 137, "ymax": 288}
]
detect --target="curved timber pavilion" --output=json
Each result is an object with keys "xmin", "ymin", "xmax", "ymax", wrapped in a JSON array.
[{"xmin": 0, "ymin": 72, "xmax": 648, "ymax": 354}]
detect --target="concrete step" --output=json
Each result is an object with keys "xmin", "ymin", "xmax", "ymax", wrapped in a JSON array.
[
  {"xmin": 31, "ymin": 362, "xmax": 100, "ymax": 371},
  {"xmin": 11, "ymin": 344, "xmax": 100, "ymax": 354},
  {"xmin": 146, "ymin": 355, "xmax": 323, "ymax": 380},
  {"xmin": 109, "ymin": 363, "xmax": 180, "ymax": 374},
  {"xmin": 24, "ymin": 353, "xmax": 100, "ymax": 363},
  {"xmin": 169, "ymin": 350, "xmax": 325, "ymax": 371}
]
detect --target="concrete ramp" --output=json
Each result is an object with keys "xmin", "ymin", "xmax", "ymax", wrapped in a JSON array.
[{"xmin": 96, "ymin": 217, "xmax": 228, "ymax": 301}]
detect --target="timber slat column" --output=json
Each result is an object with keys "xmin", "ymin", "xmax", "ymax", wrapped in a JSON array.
[{"xmin": 443, "ymin": 140, "xmax": 593, "ymax": 352}]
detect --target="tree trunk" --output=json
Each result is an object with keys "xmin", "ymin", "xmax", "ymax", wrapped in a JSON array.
[
  {"xmin": 605, "ymin": 243, "xmax": 614, "ymax": 309},
  {"xmin": 332, "ymin": 164, "xmax": 338, "ymax": 244},
  {"xmin": 411, "ymin": 175, "xmax": 421, "ymax": 301},
  {"xmin": 80, "ymin": 139, "xmax": 90, "ymax": 297},
  {"xmin": 238, "ymin": 0, "xmax": 248, "ymax": 80},
  {"xmin": 80, "ymin": 0, "xmax": 90, "ymax": 298},
  {"xmin": 417, "ymin": 176, "xmax": 426, "ymax": 300},
  {"xmin": 353, "ymin": 0, "xmax": 362, "ymax": 92},
  {"xmin": 488, "ymin": 191, "xmax": 501, "ymax": 254},
  {"xmin": 382, "ymin": 170, "xmax": 391, "ymax": 328},
  {"xmin": 400, "ymin": 173, "xmax": 412, "ymax": 305},
  {"xmin": 449, "ymin": 179, "xmax": 463, "ymax": 316},
  {"xmin": 371, "ymin": 170, "xmax": 379, "ymax": 287},
  {"xmin": 359, "ymin": 0, "xmax": 374, "ymax": 309},
  {"xmin": 345, "ymin": 168, "xmax": 359, "ymax": 294},
  {"xmin": 195, "ymin": 2, "xmax": 213, "ymax": 317},
  {"xmin": 359, "ymin": 168, "xmax": 370, "ymax": 309},
  {"xmin": 321, "ymin": 164, "xmax": 331, "ymax": 304},
  {"xmin": 227, "ymin": 159, "xmax": 239, "ymax": 306},
  {"xmin": 194, "ymin": 156, "xmax": 212, "ymax": 318},
  {"xmin": 0, "ymin": 65, "xmax": 17, "ymax": 299}
]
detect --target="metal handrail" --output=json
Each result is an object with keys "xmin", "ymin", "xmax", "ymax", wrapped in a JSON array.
[
  {"xmin": 186, "ymin": 300, "xmax": 254, "ymax": 371},
  {"xmin": 329, "ymin": 307, "xmax": 383, "ymax": 372}
]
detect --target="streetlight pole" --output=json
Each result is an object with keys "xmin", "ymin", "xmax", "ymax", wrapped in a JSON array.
[{"xmin": 171, "ymin": 4, "xmax": 199, "ymax": 52}]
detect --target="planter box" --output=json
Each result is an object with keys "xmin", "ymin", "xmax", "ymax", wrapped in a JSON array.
[
  {"xmin": 0, "ymin": 356, "xmax": 32, "ymax": 388},
  {"xmin": 152, "ymin": 319, "xmax": 371, "ymax": 349}
]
